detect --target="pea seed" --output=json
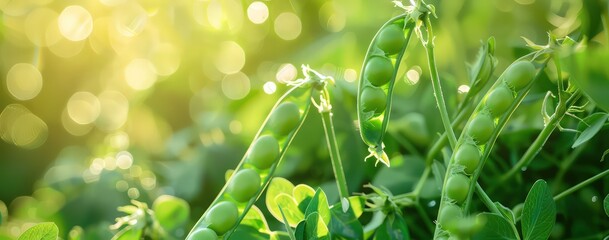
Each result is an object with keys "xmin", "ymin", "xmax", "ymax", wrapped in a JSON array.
[
  {"xmin": 360, "ymin": 87, "xmax": 387, "ymax": 116},
  {"xmin": 454, "ymin": 144, "xmax": 480, "ymax": 174},
  {"xmin": 485, "ymin": 85, "xmax": 514, "ymax": 117},
  {"xmin": 227, "ymin": 169, "xmax": 261, "ymax": 202},
  {"xmin": 248, "ymin": 135, "xmax": 279, "ymax": 170},
  {"xmin": 446, "ymin": 174, "xmax": 470, "ymax": 204},
  {"xmin": 376, "ymin": 24, "xmax": 405, "ymax": 55},
  {"xmin": 466, "ymin": 113, "xmax": 494, "ymax": 144},
  {"xmin": 364, "ymin": 56, "xmax": 393, "ymax": 87},
  {"xmin": 269, "ymin": 102, "xmax": 301, "ymax": 137}
]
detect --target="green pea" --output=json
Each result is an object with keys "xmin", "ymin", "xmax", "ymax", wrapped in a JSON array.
[
  {"xmin": 188, "ymin": 228, "xmax": 218, "ymax": 240},
  {"xmin": 503, "ymin": 61, "xmax": 536, "ymax": 91},
  {"xmin": 269, "ymin": 102, "xmax": 301, "ymax": 137},
  {"xmin": 376, "ymin": 24, "xmax": 405, "ymax": 55},
  {"xmin": 204, "ymin": 201, "xmax": 239, "ymax": 235},
  {"xmin": 364, "ymin": 56, "xmax": 393, "ymax": 87},
  {"xmin": 248, "ymin": 135, "xmax": 279, "ymax": 170},
  {"xmin": 454, "ymin": 144, "xmax": 480, "ymax": 174},
  {"xmin": 446, "ymin": 174, "xmax": 470, "ymax": 204},
  {"xmin": 360, "ymin": 87, "xmax": 387, "ymax": 116},
  {"xmin": 228, "ymin": 169, "xmax": 261, "ymax": 202},
  {"xmin": 438, "ymin": 204, "xmax": 462, "ymax": 227},
  {"xmin": 466, "ymin": 113, "xmax": 494, "ymax": 144},
  {"xmin": 485, "ymin": 85, "xmax": 514, "ymax": 117}
]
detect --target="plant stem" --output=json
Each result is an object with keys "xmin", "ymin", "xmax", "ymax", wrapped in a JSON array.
[
  {"xmin": 318, "ymin": 90, "xmax": 350, "ymax": 199},
  {"xmin": 554, "ymin": 168, "xmax": 609, "ymax": 201},
  {"xmin": 422, "ymin": 16, "xmax": 458, "ymax": 150},
  {"xmin": 475, "ymin": 183, "xmax": 500, "ymax": 215},
  {"xmin": 497, "ymin": 91, "xmax": 581, "ymax": 184}
]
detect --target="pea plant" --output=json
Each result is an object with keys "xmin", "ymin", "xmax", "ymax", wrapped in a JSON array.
[{"xmin": 10, "ymin": 0, "xmax": 609, "ymax": 240}]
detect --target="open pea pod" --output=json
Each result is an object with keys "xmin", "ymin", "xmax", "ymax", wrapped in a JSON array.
[
  {"xmin": 186, "ymin": 67, "xmax": 326, "ymax": 239},
  {"xmin": 357, "ymin": 14, "xmax": 416, "ymax": 167}
]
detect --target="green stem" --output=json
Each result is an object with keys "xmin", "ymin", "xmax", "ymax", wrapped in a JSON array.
[
  {"xmin": 554, "ymin": 168, "xmax": 609, "ymax": 201},
  {"xmin": 422, "ymin": 16, "xmax": 458, "ymax": 149},
  {"xmin": 475, "ymin": 183, "xmax": 500, "ymax": 215},
  {"xmin": 413, "ymin": 166, "xmax": 431, "ymax": 196},
  {"xmin": 319, "ymin": 90, "xmax": 350, "ymax": 199},
  {"xmin": 497, "ymin": 91, "xmax": 581, "ymax": 184}
]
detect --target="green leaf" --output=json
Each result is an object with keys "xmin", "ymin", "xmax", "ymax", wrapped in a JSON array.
[
  {"xmin": 494, "ymin": 202, "xmax": 516, "ymax": 225},
  {"xmin": 278, "ymin": 206, "xmax": 296, "ymax": 240},
  {"xmin": 373, "ymin": 213, "xmax": 410, "ymax": 240},
  {"xmin": 275, "ymin": 193, "xmax": 305, "ymax": 227},
  {"xmin": 347, "ymin": 196, "xmax": 365, "ymax": 218},
  {"xmin": 232, "ymin": 225, "xmax": 269, "ymax": 240},
  {"xmin": 293, "ymin": 184, "xmax": 315, "ymax": 213},
  {"xmin": 522, "ymin": 180, "xmax": 556, "ymax": 240},
  {"xmin": 241, "ymin": 205, "xmax": 270, "ymax": 232},
  {"xmin": 603, "ymin": 194, "xmax": 609, "ymax": 217},
  {"xmin": 18, "ymin": 222, "xmax": 58, "ymax": 240},
  {"xmin": 329, "ymin": 199, "xmax": 363, "ymax": 239},
  {"xmin": 472, "ymin": 213, "xmax": 518, "ymax": 240},
  {"xmin": 572, "ymin": 113, "xmax": 609, "ymax": 148},
  {"xmin": 304, "ymin": 212, "xmax": 330, "ymax": 240},
  {"xmin": 267, "ymin": 177, "xmax": 296, "ymax": 224},
  {"xmin": 304, "ymin": 189, "xmax": 331, "ymax": 226},
  {"xmin": 294, "ymin": 221, "xmax": 306, "ymax": 240},
  {"xmin": 152, "ymin": 195, "xmax": 189, "ymax": 231}
]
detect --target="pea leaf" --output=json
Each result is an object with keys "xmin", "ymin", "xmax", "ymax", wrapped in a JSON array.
[
  {"xmin": 267, "ymin": 177, "xmax": 296, "ymax": 224},
  {"xmin": 472, "ymin": 213, "xmax": 518, "ymax": 240},
  {"xmin": 329, "ymin": 198, "xmax": 363, "ymax": 239},
  {"xmin": 304, "ymin": 188, "xmax": 331, "ymax": 226},
  {"xmin": 293, "ymin": 184, "xmax": 315, "ymax": 213},
  {"xmin": 304, "ymin": 212, "xmax": 330, "ymax": 240},
  {"xmin": 275, "ymin": 193, "xmax": 305, "ymax": 227},
  {"xmin": 572, "ymin": 113, "xmax": 609, "ymax": 148},
  {"xmin": 232, "ymin": 225, "xmax": 270, "ymax": 240},
  {"xmin": 373, "ymin": 213, "xmax": 410, "ymax": 240},
  {"xmin": 278, "ymin": 206, "xmax": 296, "ymax": 240},
  {"xmin": 152, "ymin": 195, "xmax": 189, "ymax": 231},
  {"xmin": 241, "ymin": 205, "xmax": 270, "ymax": 232},
  {"xmin": 522, "ymin": 180, "xmax": 556, "ymax": 240},
  {"xmin": 18, "ymin": 222, "xmax": 58, "ymax": 240},
  {"xmin": 494, "ymin": 202, "xmax": 516, "ymax": 225},
  {"xmin": 603, "ymin": 194, "xmax": 609, "ymax": 217}
]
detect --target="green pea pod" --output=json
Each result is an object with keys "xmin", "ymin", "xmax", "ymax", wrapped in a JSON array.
[
  {"xmin": 433, "ymin": 56, "xmax": 546, "ymax": 239},
  {"xmin": 357, "ymin": 14, "xmax": 416, "ymax": 167},
  {"xmin": 186, "ymin": 72, "xmax": 319, "ymax": 239}
]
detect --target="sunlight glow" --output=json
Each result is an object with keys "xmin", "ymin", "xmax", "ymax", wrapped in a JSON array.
[
  {"xmin": 274, "ymin": 12, "xmax": 301, "ymax": 40},
  {"xmin": 6, "ymin": 63, "xmax": 43, "ymax": 101},
  {"xmin": 58, "ymin": 5, "xmax": 93, "ymax": 41},
  {"xmin": 247, "ymin": 1, "xmax": 269, "ymax": 24}
]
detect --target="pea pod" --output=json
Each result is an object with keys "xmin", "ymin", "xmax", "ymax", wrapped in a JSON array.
[
  {"xmin": 434, "ymin": 58, "xmax": 542, "ymax": 239},
  {"xmin": 357, "ymin": 14, "xmax": 416, "ymax": 167},
  {"xmin": 186, "ymin": 69, "xmax": 319, "ymax": 239}
]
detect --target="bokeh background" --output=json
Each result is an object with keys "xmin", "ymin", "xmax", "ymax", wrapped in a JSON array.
[{"xmin": 0, "ymin": 0, "xmax": 605, "ymax": 239}]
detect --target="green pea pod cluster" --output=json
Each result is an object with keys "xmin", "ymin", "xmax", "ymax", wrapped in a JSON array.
[
  {"xmin": 434, "ymin": 59, "xmax": 541, "ymax": 239},
  {"xmin": 357, "ymin": 14, "xmax": 416, "ymax": 167},
  {"xmin": 186, "ymin": 79, "xmax": 315, "ymax": 240}
]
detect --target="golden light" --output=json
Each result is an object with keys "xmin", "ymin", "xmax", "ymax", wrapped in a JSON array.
[
  {"xmin": 247, "ymin": 1, "xmax": 269, "ymax": 24},
  {"xmin": 0, "ymin": 104, "xmax": 48, "ymax": 149},
  {"xmin": 125, "ymin": 58, "xmax": 157, "ymax": 90},
  {"xmin": 263, "ymin": 81, "xmax": 277, "ymax": 94},
  {"xmin": 58, "ymin": 5, "xmax": 93, "ymax": 41},
  {"xmin": 215, "ymin": 41, "xmax": 245, "ymax": 74},
  {"xmin": 150, "ymin": 43, "xmax": 181, "ymax": 77},
  {"xmin": 344, "ymin": 68, "xmax": 357, "ymax": 83},
  {"xmin": 6, "ymin": 63, "xmax": 43, "ymax": 101},
  {"xmin": 24, "ymin": 8, "xmax": 58, "ymax": 46},
  {"xmin": 275, "ymin": 63, "xmax": 297, "ymax": 83},
  {"xmin": 67, "ymin": 92, "xmax": 101, "ymax": 125},
  {"xmin": 113, "ymin": 2, "xmax": 148, "ymax": 37},
  {"xmin": 96, "ymin": 91, "xmax": 129, "ymax": 131},
  {"xmin": 221, "ymin": 72, "xmax": 251, "ymax": 100},
  {"xmin": 274, "ymin": 12, "xmax": 302, "ymax": 40}
]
